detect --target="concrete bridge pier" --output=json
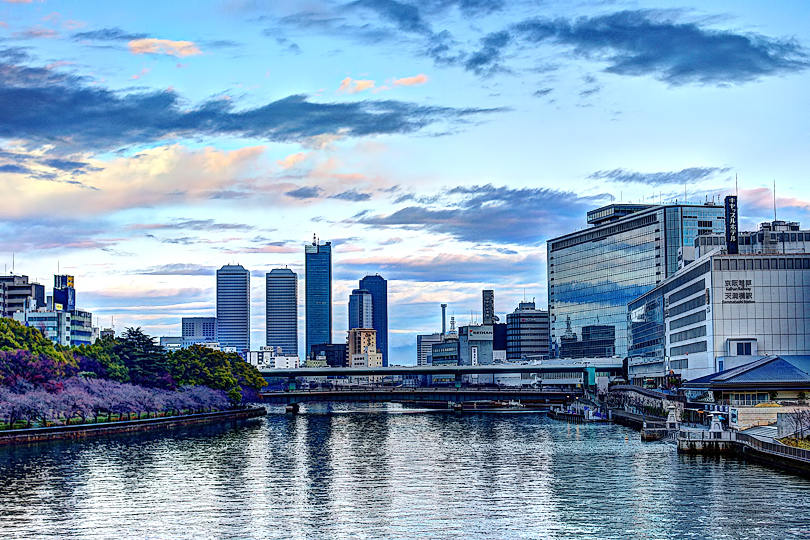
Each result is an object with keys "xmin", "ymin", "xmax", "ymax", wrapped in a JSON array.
[{"xmin": 285, "ymin": 403, "xmax": 300, "ymax": 414}]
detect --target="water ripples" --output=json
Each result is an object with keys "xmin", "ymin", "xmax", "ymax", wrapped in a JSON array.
[{"xmin": 1, "ymin": 404, "xmax": 809, "ymax": 539}]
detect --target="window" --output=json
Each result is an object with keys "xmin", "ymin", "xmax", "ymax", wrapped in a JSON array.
[{"xmin": 736, "ymin": 342, "xmax": 752, "ymax": 355}]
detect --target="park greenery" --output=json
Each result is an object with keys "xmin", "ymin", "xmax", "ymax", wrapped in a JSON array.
[{"xmin": 0, "ymin": 318, "xmax": 266, "ymax": 429}]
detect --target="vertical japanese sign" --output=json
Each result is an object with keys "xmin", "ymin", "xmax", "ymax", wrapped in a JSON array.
[{"xmin": 725, "ymin": 195, "xmax": 738, "ymax": 254}]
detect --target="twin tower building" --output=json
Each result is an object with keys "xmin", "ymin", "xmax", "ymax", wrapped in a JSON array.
[{"xmin": 216, "ymin": 238, "xmax": 388, "ymax": 366}]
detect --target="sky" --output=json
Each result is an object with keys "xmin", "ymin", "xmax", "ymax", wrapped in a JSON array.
[{"xmin": 1, "ymin": 0, "xmax": 809, "ymax": 365}]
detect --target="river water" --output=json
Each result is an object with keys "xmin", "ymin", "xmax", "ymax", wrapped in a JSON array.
[{"xmin": 1, "ymin": 403, "xmax": 809, "ymax": 540}]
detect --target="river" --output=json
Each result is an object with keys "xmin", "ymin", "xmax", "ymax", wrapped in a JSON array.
[{"xmin": 1, "ymin": 403, "xmax": 808, "ymax": 539}]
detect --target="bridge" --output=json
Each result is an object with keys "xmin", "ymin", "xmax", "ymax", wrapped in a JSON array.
[
  {"xmin": 261, "ymin": 386, "xmax": 581, "ymax": 406},
  {"xmin": 259, "ymin": 361, "xmax": 622, "ymax": 407}
]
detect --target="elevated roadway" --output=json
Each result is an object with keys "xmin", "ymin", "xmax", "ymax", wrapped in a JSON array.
[{"xmin": 261, "ymin": 386, "xmax": 581, "ymax": 406}]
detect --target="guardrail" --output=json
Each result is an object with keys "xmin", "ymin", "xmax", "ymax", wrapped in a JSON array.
[
  {"xmin": 736, "ymin": 432, "xmax": 810, "ymax": 463},
  {"xmin": 678, "ymin": 429, "xmax": 734, "ymax": 442}
]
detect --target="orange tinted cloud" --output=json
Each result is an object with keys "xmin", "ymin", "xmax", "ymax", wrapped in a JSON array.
[
  {"xmin": 337, "ymin": 77, "xmax": 375, "ymax": 94},
  {"xmin": 393, "ymin": 73, "xmax": 429, "ymax": 86},
  {"xmin": 277, "ymin": 152, "xmax": 308, "ymax": 169},
  {"xmin": 128, "ymin": 38, "xmax": 202, "ymax": 57}
]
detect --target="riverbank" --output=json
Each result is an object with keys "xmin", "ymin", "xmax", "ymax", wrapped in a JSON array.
[{"xmin": 0, "ymin": 407, "xmax": 266, "ymax": 446}]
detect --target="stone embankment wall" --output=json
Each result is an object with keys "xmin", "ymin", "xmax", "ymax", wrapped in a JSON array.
[
  {"xmin": 607, "ymin": 386, "xmax": 684, "ymax": 418},
  {"xmin": 0, "ymin": 407, "xmax": 266, "ymax": 446}
]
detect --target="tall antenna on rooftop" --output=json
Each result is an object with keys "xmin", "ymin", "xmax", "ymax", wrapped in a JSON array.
[
  {"xmin": 773, "ymin": 180, "xmax": 777, "ymax": 222},
  {"xmin": 735, "ymin": 173, "xmax": 738, "ymax": 197}
]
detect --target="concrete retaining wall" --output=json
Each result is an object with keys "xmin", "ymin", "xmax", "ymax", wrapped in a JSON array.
[{"xmin": 0, "ymin": 407, "xmax": 266, "ymax": 446}]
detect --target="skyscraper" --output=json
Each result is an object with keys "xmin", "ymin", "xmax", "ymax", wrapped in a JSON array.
[
  {"xmin": 359, "ymin": 274, "xmax": 388, "ymax": 367},
  {"xmin": 348, "ymin": 288, "xmax": 373, "ymax": 330},
  {"xmin": 305, "ymin": 238, "xmax": 332, "ymax": 355},
  {"xmin": 216, "ymin": 264, "xmax": 250, "ymax": 354},
  {"xmin": 266, "ymin": 268, "xmax": 298, "ymax": 356},
  {"xmin": 547, "ymin": 202, "xmax": 725, "ymax": 358}
]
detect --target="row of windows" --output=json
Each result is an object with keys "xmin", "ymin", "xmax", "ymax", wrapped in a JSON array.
[
  {"xmin": 630, "ymin": 261, "xmax": 711, "ymax": 310},
  {"xmin": 668, "ymin": 295, "xmax": 706, "ymax": 318},
  {"xmin": 670, "ymin": 325, "xmax": 707, "ymax": 344},
  {"xmin": 550, "ymin": 213, "xmax": 658, "ymax": 252},
  {"xmin": 668, "ymin": 279, "xmax": 705, "ymax": 305},
  {"xmin": 670, "ymin": 340, "xmax": 707, "ymax": 356},
  {"xmin": 715, "ymin": 257, "xmax": 810, "ymax": 271},
  {"xmin": 670, "ymin": 310, "xmax": 706, "ymax": 331}
]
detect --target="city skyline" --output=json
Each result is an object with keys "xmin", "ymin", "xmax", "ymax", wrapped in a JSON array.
[{"xmin": 1, "ymin": 1, "xmax": 809, "ymax": 365}]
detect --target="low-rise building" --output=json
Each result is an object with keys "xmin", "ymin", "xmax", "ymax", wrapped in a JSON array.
[{"xmin": 628, "ymin": 246, "xmax": 810, "ymax": 386}]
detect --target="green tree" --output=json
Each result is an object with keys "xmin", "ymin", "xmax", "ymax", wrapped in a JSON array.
[
  {"xmin": 0, "ymin": 318, "xmax": 70, "ymax": 363},
  {"xmin": 169, "ymin": 345, "xmax": 239, "ymax": 391},
  {"xmin": 229, "ymin": 357, "xmax": 268, "ymax": 392},
  {"xmin": 71, "ymin": 336, "xmax": 129, "ymax": 382},
  {"xmin": 114, "ymin": 327, "xmax": 172, "ymax": 388}
]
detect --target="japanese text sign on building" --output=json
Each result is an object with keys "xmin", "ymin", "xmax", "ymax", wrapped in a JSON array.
[
  {"xmin": 725, "ymin": 195, "xmax": 738, "ymax": 254},
  {"xmin": 723, "ymin": 279, "xmax": 754, "ymax": 303}
]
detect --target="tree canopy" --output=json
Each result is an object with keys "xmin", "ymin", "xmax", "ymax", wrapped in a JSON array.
[{"xmin": 0, "ymin": 322, "xmax": 267, "ymax": 404}]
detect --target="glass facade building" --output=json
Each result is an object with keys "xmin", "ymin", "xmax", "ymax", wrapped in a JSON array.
[
  {"xmin": 548, "ymin": 203, "xmax": 725, "ymax": 358},
  {"xmin": 359, "ymin": 275, "xmax": 388, "ymax": 367},
  {"xmin": 266, "ymin": 268, "xmax": 298, "ymax": 356},
  {"xmin": 216, "ymin": 264, "xmax": 250, "ymax": 354},
  {"xmin": 305, "ymin": 240, "xmax": 332, "ymax": 355},
  {"xmin": 348, "ymin": 288, "xmax": 373, "ymax": 330}
]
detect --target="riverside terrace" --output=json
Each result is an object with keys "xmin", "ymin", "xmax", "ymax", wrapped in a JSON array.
[{"xmin": 258, "ymin": 362, "xmax": 623, "ymax": 405}]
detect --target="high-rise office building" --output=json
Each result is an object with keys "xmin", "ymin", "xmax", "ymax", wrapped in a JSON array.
[
  {"xmin": 216, "ymin": 264, "xmax": 250, "ymax": 354},
  {"xmin": 53, "ymin": 275, "xmax": 76, "ymax": 312},
  {"xmin": 506, "ymin": 301, "xmax": 550, "ymax": 360},
  {"xmin": 182, "ymin": 316, "xmax": 217, "ymax": 348},
  {"xmin": 348, "ymin": 288, "xmax": 373, "ymax": 330},
  {"xmin": 359, "ymin": 275, "xmax": 388, "ymax": 367},
  {"xmin": 547, "ymin": 202, "xmax": 725, "ymax": 358},
  {"xmin": 266, "ymin": 268, "xmax": 298, "ymax": 356},
  {"xmin": 305, "ymin": 238, "xmax": 332, "ymax": 355}
]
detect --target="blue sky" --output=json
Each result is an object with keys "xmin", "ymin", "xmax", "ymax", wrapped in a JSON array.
[{"xmin": 1, "ymin": 0, "xmax": 809, "ymax": 364}]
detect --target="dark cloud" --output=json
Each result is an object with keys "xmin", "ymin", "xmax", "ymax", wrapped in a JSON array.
[
  {"xmin": 0, "ymin": 50, "xmax": 503, "ymax": 152},
  {"xmin": 509, "ymin": 11, "xmax": 808, "ymax": 85},
  {"xmin": 206, "ymin": 39, "xmax": 241, "ymax": 49},
  {"xmin": 0, "ymin": 217, "xmax": 114, "ymax": 252},
  {"xmin": 589, "ymin": 167, "xmax": 731, "ymax": 186},
  {"xmin": 465, "ymin": 30, "xmax": 512, "ymax": 76},
  {"xmin": 285, "ymin": 186, "xmax": 322, "ymax": 199},
  {"xmin": 348, "ymin": 0, "xmax": 432, "ymax": 35},
  {"xmin": 135, "ymin": 263, "xmax": 215, "ymax": 276},
  {"xmin": 335, "ymin": 252, "xmax": 543, "ymax": 282},
  {"xmin": 424, "ymin": 0, "xmax": 506, "ymax": 17},
  {"xmin": 41, "ymin": 158, "xmax": 94, "ymax": 171},
  {"xmin": 533, "ymin": 87, "xmax": 552, "ymax": 97},
  {"xmin": 129, "ymin": 219, "xmax": 255, "ymax": 231},
  {"xmin": 160, "ymin": 237, "xmax": 197, "ymax": 245},
  {"xmin": 330, "ymin": 189, "xmax": 372, "ymax": 202},
  {"xmin": 0, "ymin": 163, "xmax": 31, "ymax": 174},
  {"xmin": 72, "ymin": 27, "xmax": 148, "ymax": 42},
  {"xmin": 354, "ymin": 184, "xmax": 604, "ymax": 245}
]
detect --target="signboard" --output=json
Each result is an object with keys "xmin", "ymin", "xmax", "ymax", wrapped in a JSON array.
[
  {"xmin": 723, "ymin": 279, "xmax": 754, "ymax": 304},
  {"xmin": 725, "ymin": 195, "xmax": 738, "ymax": 254}
]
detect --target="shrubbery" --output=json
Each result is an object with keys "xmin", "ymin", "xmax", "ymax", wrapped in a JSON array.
[{"xmin": 0, "ymin": 320, "xmax": 267, "ymax": 429}]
